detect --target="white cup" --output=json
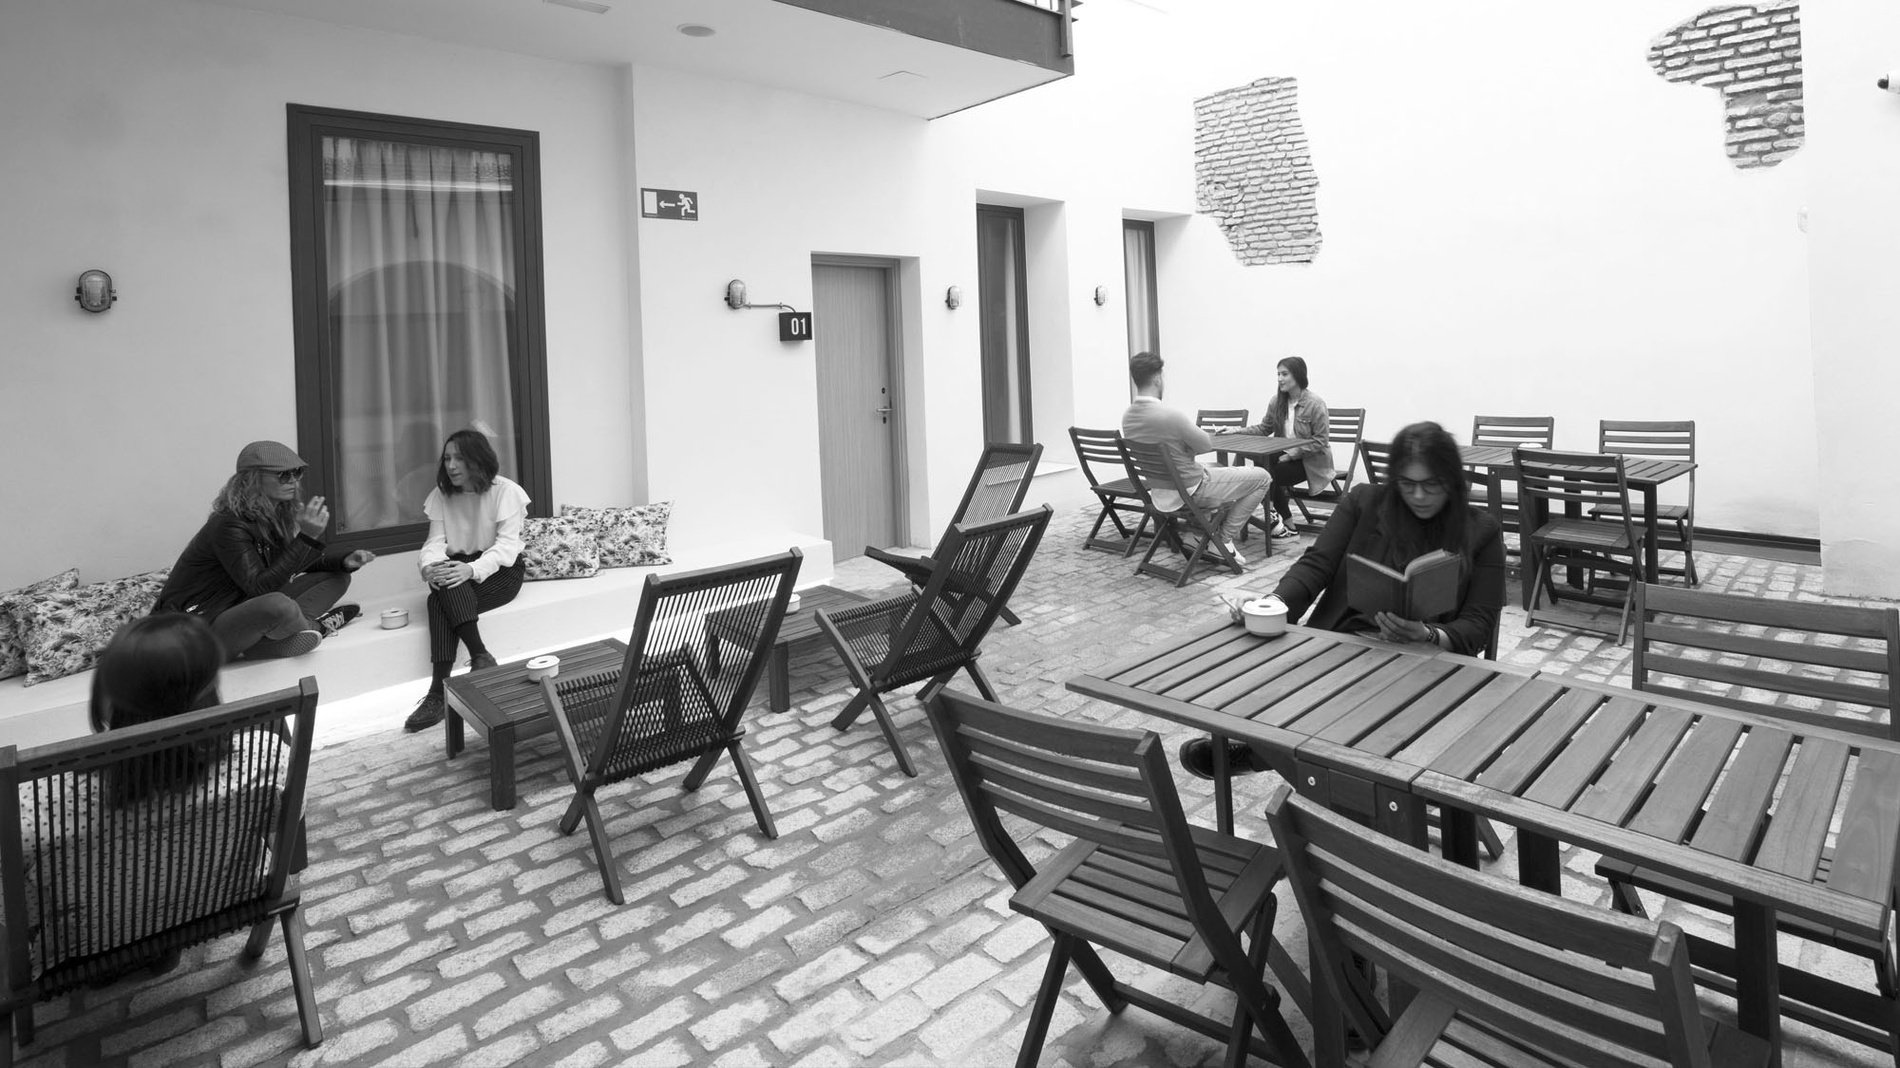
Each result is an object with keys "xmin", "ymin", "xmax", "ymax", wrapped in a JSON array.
[
  {"xmin": 1240, "ymin": 597, "xmax": 1288, "ymax": 637},
  {"xmin": 525, "ymin": 655, "xmax": 560, "ymax": 681},
  {"xmin": 379, "ymin": 608, "xmax": 409, "ymax": 630},
  {"xmin": 787, "ymin": 593, "xmax": 802, "ymax": 614}
]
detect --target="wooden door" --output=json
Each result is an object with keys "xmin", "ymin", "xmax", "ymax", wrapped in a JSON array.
[{"xmin": 812, "ymin": 262, "xmax": 900, "ymax": 560}]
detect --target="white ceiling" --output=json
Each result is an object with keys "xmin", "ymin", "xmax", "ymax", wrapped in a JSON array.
[{"xmin": 199, "ymin": 0, "xmax": 1066, "ymax": 118}]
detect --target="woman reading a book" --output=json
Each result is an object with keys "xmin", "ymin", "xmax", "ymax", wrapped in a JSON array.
[{"xmin": 1180, "ymin": 420, "xmax": 1506, "ymax": 779}]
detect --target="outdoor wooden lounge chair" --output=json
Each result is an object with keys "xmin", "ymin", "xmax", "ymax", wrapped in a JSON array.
[
  {"xmin": 1264, "ymin": 785, "xmax": 1769, "ymax": 1068},
  {"xmin": 1514, "ymin": 447, "xmax": 1645, "ymax": 643},
  {"xmin": 542, "ymin": 550, "xmax": 801, "ymax": 904},
  {"xmin": 1597, "ymin": 583, "xmax": 1900, "ymax": 1057},
  {"xmin": 864, "ymin": 441, "xmax": 1040, "ymax": 627},
  {"xmin": 1196, "ymin": 407, "xmax": 1249, "ymax": 466},
  {"xmin": 817, "ymin": 507, "xmax": 1050, "ymax": 778},
  {"xmin": 927, "ymin": 691, "xmax": 1311, "ymax": 1068},
  {"xmin": 1288, "ymin": 406, "xmax": 1365, "ymax": 532},
  {"xmin": 1594, "ymin": 419, "xmax": 1699, "ymax": 585},
  {"xmin": 1118, "ymin": 437, "xmax": 1245, "ymax": 586},
  {"xmin": 1070, "ymin": 426, "xmax": 1147, "ymax": 553},
  {"xmin": 1, "ymin": 680, "xmax": 323, "ymax": 1061}
]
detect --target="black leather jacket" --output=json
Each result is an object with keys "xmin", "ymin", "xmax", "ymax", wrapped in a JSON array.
[{"xmin": 154, "ymin": 511, "xmax": 347, "ymax": 620}]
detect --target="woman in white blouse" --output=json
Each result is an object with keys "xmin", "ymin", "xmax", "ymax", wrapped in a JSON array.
[{"xmin": 404, "ymin": 429, "xmax": 530, "ymax": 732}]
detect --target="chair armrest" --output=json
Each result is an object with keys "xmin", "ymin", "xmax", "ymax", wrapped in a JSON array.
[{"xmin": 864, "ymin": 546, "xmax": 934, "ymax": 583}]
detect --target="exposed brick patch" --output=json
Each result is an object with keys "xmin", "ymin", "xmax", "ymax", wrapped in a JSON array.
[
  {"xmin": 1194, "ymin": 76, "xmax": 1322, "ymax": 264},
  {"xmin": 1649, "ymin": 1, "xmax": 1803, "ymax": 168}
]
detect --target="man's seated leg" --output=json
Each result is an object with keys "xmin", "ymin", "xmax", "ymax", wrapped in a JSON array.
[{"xmin": 1192, "ymin": 465, "xmax": 1272, "ymax": 559}]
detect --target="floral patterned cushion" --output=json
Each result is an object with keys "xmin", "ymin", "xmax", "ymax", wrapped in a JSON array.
[
  {"xmin": 520, "ymin": 516, "xmax": 601, "ymax": 581},
  {"xmin": 21, "ymin": 569, "xmax": 170, "ymax": 687},
  {"xmin": 559, "ymin": 502, "xmax": 673, "ymax": 568},
  {"xmin": 0, "ymin": 569, "xmax": 80, "ymax": 681}
]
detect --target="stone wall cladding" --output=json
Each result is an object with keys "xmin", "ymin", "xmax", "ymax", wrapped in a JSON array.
[
  {"xmin": 1194, "ymin": 76, "xmax": 1321, "ymax": 265},
  {"xmin": 1649, "ymin": 1, "xmax": 1803, "ymax": 169}
]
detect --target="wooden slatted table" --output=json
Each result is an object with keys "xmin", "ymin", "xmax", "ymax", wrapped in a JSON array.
[
  {"xmin": 1067, "ymin": 621, "xmax": 1900, "ymax": 1065},
  {"xmin": 444, "ymin": 638, "xmax": 626, "ymax": 810}
]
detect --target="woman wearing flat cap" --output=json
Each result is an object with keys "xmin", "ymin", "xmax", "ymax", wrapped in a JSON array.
[{"xmin": 155, "ymin": 441, "xmax": 375, "ymax": 660}]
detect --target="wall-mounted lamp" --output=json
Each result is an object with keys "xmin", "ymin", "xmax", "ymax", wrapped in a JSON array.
[
  {"xmin": 725, "ymin": 278, "xmax": 749, "ymax": 310},
  {"xmin": 75, "ymin": 269, "xmax": 116, "ymax": 313},
  {"xmin": 1093, "ymin": 285, "xmax": 1108, "ymax": 307},
  {"xmin": 944, "ymin": 285, "xmax": 962, "ymax": 310}
]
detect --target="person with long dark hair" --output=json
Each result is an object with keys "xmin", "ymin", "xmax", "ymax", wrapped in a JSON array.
[
  {"xmin": 1217, "ymin": 356, "xmax": 1334, "ymax": 540},
  {"xmin": 1180, "ymin": 421, "xmax": 1505, "ymax": 778},
  {"xmin": 403, "ymin": 428, "xmax": 530, "ymax": 733},
  {"xmin": 156, "ymin": 441, "xmax": 372, "ymax": 660}
]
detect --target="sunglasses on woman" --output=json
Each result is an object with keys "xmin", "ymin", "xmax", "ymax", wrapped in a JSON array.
[{"xmin": 274, "ymin": 467, "xmax": 307, "ymax": 485}]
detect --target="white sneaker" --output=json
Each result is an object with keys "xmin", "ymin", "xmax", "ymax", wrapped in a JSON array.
[
  {"xmin": 1222, "ymin": 540, "xmax": 1248, "ymax": 567},
  {"xmin": 1268, "ymin": 515, "xmax": 1299, "ymax": 540}
]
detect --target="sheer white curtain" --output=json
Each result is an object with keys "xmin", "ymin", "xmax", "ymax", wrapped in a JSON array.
[{"xmin": 324, "ymin": 136, "xmax": 519, "ymax": 532}]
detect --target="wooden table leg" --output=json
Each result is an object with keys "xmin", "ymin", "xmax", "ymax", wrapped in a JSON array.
[
  {"xmin": 490, "ymin": 721, "xmax": 518, "ymax": 811},
  {"xmin": 1735, "ymin": 900, "xmax": 1785, "ymax": 1067},
  {"xmin": 1212, "ymin": 733, "xmax": 1234, "ymax": 835},
  {"xmin": 445, "ymin": 707, "xmax": 464, "ymax": 759},
  {"xmin": 1373, "ymin": 784, "xmax": 1427, "ymax": 851},
  {"xmin": 768, "ymin": 645, "xmax": 790, "ymax": 712},
  {"xmin": 1642, "ymin": 485, "xmax": 1662, "ymax": 585},
  {"xmin": 1517, "ymin": 830, "xmax": 1561, "ymax": 893},
  {"xmin": 1438, "ymin": 807, "xmax": 1481, "ymax": 869}
]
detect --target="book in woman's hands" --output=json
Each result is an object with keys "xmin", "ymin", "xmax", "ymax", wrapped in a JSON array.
[{"xmin": 1346, "ymin": 549, "xmax": 1461, "ymax": 619}]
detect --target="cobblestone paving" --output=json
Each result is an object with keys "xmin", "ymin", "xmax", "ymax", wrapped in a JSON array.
[{"xmin": 14, "ymin": 511, "xmax": 1887, "ymax": 1067}]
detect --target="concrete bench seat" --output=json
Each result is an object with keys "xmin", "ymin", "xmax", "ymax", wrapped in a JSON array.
[{"xmin": 0, "ymin": 530, "xmax": 832, "ymax": 751}]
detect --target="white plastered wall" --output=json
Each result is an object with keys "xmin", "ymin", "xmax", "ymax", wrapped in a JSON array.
[
  {"xmin": 940, "ymin": 0, "xmax": 1819, "ymax": 541},
  {"xmin": 0, "ymin": 0, "xmax": 636, "ymax": 591}
]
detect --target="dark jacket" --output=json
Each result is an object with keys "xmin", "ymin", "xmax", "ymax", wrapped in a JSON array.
[
  {"xmin": 155, "ymin": 511, "xmax": 348, "ymax": 620},
  {"xmin": 1272, "ymin": 483, "xmax": 1505, "ymax": 657}
]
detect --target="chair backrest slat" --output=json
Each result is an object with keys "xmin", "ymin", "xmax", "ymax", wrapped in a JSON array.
[
  {"xmin": 1267, "ymin": 787, "xmax": 1712, "ymax": 1067},
  {"xmin": 1599, "ymin": 421, "xmax": 1695, "ymax": 463},
  {"xmin": 1633, "ymin": 582, "xmax": 1899, "ymax": 740},
  {"xmin": 2, "ymin": 680, "xmax": 316, "ymax": 998},
  {"xmin": 1361, "ymin": 440, "xmax": 1393, "ymax": 485},
  {"xmin": 1195, "ymin": 408, "xmax": 1249, "ymax": 431},
  {"xmin": 1513, "ymin": 448, "xmax": 1632, "ymax": 513},
  {"xmin": 1473, "ymin": 415, "xmax": 1555, "ymax": 451},
  {"xmin": 1118, "ymin": 438, "xmax": 1197, "ymax": 514},
  {"xmin": 1069, "ymin": 427, "xmax": 1131, "ymax": 491}
]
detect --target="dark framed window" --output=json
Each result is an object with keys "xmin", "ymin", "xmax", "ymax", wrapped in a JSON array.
[
  {"xmin": 976, "ymin": 205, "xmax": 1033, "ymax": 444},
  {"xmin": 287, "ymin": 105, "xmax": 551, "ymax": 554}
]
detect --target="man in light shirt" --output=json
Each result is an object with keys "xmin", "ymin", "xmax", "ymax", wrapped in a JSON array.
[{"xmin": 1120, "ymin": 352, "xmax": 1271, "ymax": 565}]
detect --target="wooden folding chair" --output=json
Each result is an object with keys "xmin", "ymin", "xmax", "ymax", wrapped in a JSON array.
[
  {"xmin": 1289, "ymin": 407, "xmax": 1365, "ymax": 532},
  {"xmin": 2, "ymin": 681, "xmax": 323, "ymax": 1058},
  {"xmin": 1118, "ymin": 438, "xmax": 1244, "ymax": 586},
  {"xmin": 1265, "ymin": 785, "xmax": 1768, "ymax": 1068},
  {"xmin": 928, "ymin": 691, "xmax": 1311, "ymax": 1068},
  {"xmin": 1069, "ymin": 427, "xmax": 1148, "ymax": 553},
  {"xmin": 1470, "ymin": 416, "xmax": 1553, "ymax": 543},
  {"xmin": 865, "ymin": 441, "xmax": 1041, "ymax": 626},
  {"xmin": 1595, "ymin": 420, "xmax": 1699, "ymax": 586},
  {"xmin": 817, "ymin": 507, "xmax": 1050, "ymax": 777},
  {"xmin": 1197, "ymin": 408, "xmax": 1250, "ymax": 466},
  {"xmin": 1598, "ymin": 583, "xmax": 1900, "ymax": 1058},
  {"xmin": 542, "ymin": 549, "xmax": 801, "ymax": 903},
  {"xmin": 1514, "ymin": 447, "xmax": 1645, "ymax": 644}
]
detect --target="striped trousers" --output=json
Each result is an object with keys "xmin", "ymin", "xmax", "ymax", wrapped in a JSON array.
[{"xmin": 426, "ymin": 552, "xmax": 525, "ymax": 663}]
